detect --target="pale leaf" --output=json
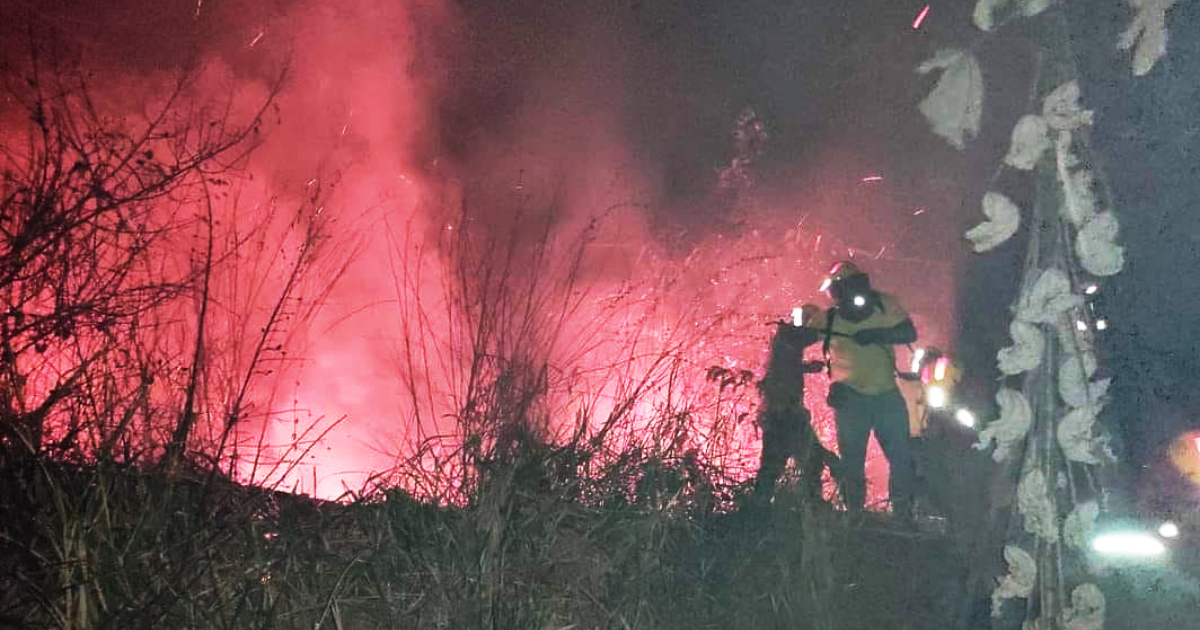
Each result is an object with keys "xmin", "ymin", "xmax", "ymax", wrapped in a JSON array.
[
  {"xmin": 1063, "ymin": 500, "xmax": 1100, "ymax": 551},
  {"xmin": 1076, "ymin": 211, "xmax": 1125, "ymax": 276},
  {"xmin": 1043, "ymin": 81, "xmax": 1094, "ymax": 131},
  {"xmin": 1058, "ymin": 321, "xmax": 1099, "ymax": 373},
  {"xmin": 998, "ymin": 321, "xmax": 1043, "ymax": 375},
  {"xmin": 974, "ymin": 0, "xmax": 1008, "ymax": 30},
  {"xmin": 991, "ymin": 545, "xmax": 1037, "ymax": 617},
  {"xmin": 1005, "ymin": 115, "xmax": 1051, "ymax": 170},
  {"xmin": 917, "ymin": 50, "xmax": 983, "ymax": 150},
  {"xmin": 1058, "ymin": 404, "xmax": 1110, "ymax": 465},
  {"xmin": 975, "ymin": 388, "xmax": 1032, "ymax": 461},
  {"xmin": 967, "ymin": 192, "xmax": 1021, "ymax": 252},
  {"xmin": 974, "ymin": 0, "xmax": 1054, "ymax": 31},
  {"xmin": 1062, "ymin": 583, "xmax": 1106, "ymax": 630},
  {"xmin": 1118, "ymin": 0, "xmax": 1178, "ymax": 76},
  {"xmin": 1055, "ymin": 132, "xmax": 1098, "ymax": 227},
  {"xmin": 1018, "ymin": 468, "xmax": 1059, "ymax": 541},
  {"xmin": 1015, "ymin": 268, "xmax": 1081, "ymax": 324},
  {"xmin": 1059, "ymin": 354, "xmax": 1107, "ymax": 408}
]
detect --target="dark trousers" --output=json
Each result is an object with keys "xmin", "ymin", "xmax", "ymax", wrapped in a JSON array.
[
  {"xmin": 830, "ymin": 385, "xmax": 914, "ymax": 517},
  {"xmin": 754, "ymin": 405, "xmax": 830, "ymax": 501}
]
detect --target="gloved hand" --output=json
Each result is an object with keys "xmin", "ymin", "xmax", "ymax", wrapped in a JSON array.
[{"xmin": 853, "ymin": 328, "xmax": 884, "ymax": 346}]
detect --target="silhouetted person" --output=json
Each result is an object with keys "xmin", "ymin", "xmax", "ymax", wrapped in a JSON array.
[
  {"xmin": 753, "ymin": 307, "xmax": 836, "ymax": 503},
  {"xmin": 808, "ymin": 261, "xmax": 918, "ymax": 521}
]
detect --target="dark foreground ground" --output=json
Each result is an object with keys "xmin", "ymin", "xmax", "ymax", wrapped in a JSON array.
[{"xmin": 0, "ymin": 455, "xmax": 1196, "ymax": 630}]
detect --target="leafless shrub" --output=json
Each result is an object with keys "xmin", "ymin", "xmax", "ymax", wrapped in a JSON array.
[{"xmin": 0, "ymin": 36, "xmax": 279, "ymax": 462}]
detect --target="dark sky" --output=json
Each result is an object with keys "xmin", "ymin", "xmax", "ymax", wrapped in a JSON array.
[{"xmin": 1071, "ymin": 2, "xmax": 1200, "ymax": 464}]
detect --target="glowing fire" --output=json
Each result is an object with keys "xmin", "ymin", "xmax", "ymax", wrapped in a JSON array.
[{"xmin": 1168, "ymin": 431, "xmax": 1200, "ymax": 489}]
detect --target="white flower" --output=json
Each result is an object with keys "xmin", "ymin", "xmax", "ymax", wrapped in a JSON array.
[
  {"xmin": 1015, "ymin": 268, "xmax": 1081, "ymax": 324},
  {"xmin": 1005, "ymin": 115, "xmax": 1052, "ymax": 170},
  {"xmin": 917, "ymin": 50, "xmax": 984, "ymax": 150},
  {"xmin": 1062, "ymin": 583, "xmax": 1106, "ymax": 630},
  {"xmin": 1063, "ymin": 500, "xmax": 1100, "ymax": 551},
  {"xmin": 1076, "ymin": 211, "xmax": 1125, "ymax": 276},
  {"xmin": 998, "ymin": 321, "xmax": 1044, "ymax": 375},
  {"xmin": 1043, "ymin": 81, "xmax": 1094, "ymax": 131},
  {"xmin": 975, "ymin": 388, "xmax": 1032, "ymax": 462},
  {"xmin": 1019, "ymin": 468, "xmax": 1059, "ymax": 541},
  {"xmin": 991, "ymin": 545, "xmax": 1037, "ymax": 617},
  {"xmin": 967, "ymin": 192, "xmax": 1022, "ymax": 252},
  {"xmin": 1118, "ymin": 0, "xmax": 1178, "ymax": 76}
]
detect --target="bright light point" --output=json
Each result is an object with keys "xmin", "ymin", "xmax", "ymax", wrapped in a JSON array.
[
  {"xmin": 1085, "ymin": 284, "xmax": 1099, "ymax": 295},
  {"xmin": 1095, "ymin": 318, "xmax": 1108, "ymax": 331},
  {"xmin": 912, "ymin": 5, "xmax": 931, "ymax": 29},
  {"xmin": 792, "ymin": 307, "xmax": 804, "ymax": 326},
  {"xmin": 853, "ymin": 295, "xmax": 866, "ymax": 307},
  {"xmin": 1194, "ymin": 436, "xmax": 1200, "ymax": 455},
  {"xmin": 862, "ymin": 175, "xmax": 883, "ymax": 183},
  {"xmin": 1076, "ymin": 319, "xmax": 1089, "ymax": 332},
  {"xmin": 819, "ymin": 277, "xmax": 832, "ymax": 292},
  {"xmin": 910, "ymin": 348, "xmax": 926, "ymax": 373},
  {"xmin": 1091, "ymin": 532, "xmax": 1167, "ymax": 557},
  {"xmin": 955, "ymin": 408, "xmax": 976, "ymax": 428},
  {"xmin": 927, "ymin": 386, "xmax": 947, "ymax": 409},
  {"xmin": 1159, "ymin": 522, "xmax": 1180, "ymax": 539}
]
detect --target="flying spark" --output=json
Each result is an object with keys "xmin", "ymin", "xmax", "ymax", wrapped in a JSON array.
[
  {"xmin": 912, "ymin": 207, "xmax": 927, "ymax": 216},
  {"xmin": 249, "ymin": 30, "xmax": 266, "ymax": 48},
  {"xmin": 912, "ymin": 5, "xmax": 931, "ymax": 30},
  {"xmin": 861, "ymin": 175, "xmax": 883, "ymax": 183}
]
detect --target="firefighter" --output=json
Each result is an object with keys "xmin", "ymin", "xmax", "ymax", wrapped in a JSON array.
[
  {"xmin": 807, "ymin": 261, "xmax": 919, "ymax": 520},
  {"xmin": 753, "ymin": 304, "xmax": 836, "ymax": 503}
]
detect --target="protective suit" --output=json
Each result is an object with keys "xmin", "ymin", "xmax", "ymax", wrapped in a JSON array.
[{"xmin": 807, "ymin": 261, "xmax": 918, "ymax": 520}]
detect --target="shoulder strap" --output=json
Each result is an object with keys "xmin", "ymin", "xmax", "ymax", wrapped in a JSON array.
[{"xmin": 821, "ymin": 308, "xmax": 837, "ymax": 377}]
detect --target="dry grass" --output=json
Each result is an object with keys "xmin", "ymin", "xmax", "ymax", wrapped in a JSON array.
[{"xmin": 0, "ymin": 440, "xmax": 989, "ymax": 630}]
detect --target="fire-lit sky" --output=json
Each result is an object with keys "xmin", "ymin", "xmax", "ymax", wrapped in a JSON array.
[{"xmin": 6, "ymin": 0, "xmax": 1199, "ymax": 501}]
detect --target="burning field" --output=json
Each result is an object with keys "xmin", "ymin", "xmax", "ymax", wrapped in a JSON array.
[{"xmin": 1, "ymin": 0, "xmax": 959, "ymax": 503}]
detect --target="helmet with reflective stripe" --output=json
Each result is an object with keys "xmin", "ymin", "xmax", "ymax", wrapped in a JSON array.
[
  {"xmin": 828, "ymin": 260, "xmax": 864, "ymax": 283},
  {"xmin": 821, "ymin": 260, "xmax": 871, "ymax": 300}
]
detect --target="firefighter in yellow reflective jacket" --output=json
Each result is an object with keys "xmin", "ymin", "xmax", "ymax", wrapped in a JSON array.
[{"xmin": 805, "ymin": 261, "xmax": 919, "ymax": 520}]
